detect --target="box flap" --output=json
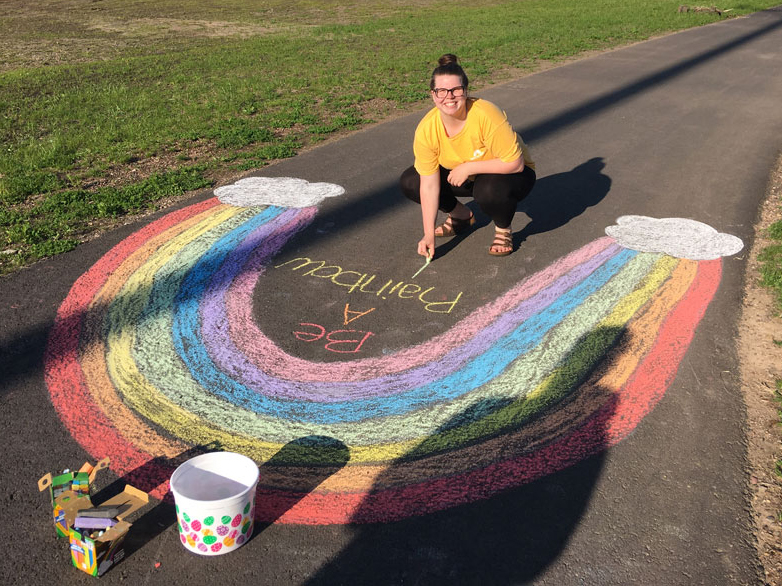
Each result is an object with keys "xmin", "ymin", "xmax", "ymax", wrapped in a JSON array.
[
  {"xmin": 89, "ymin": 458, "xmax": 110, "ymax": 483},
  {"xmin": 99, "ymin": 485, "xmax": 149, "ymax": 521},
  {"xmin": 38, "ymin": 473, "xmax": 53, "ymax": 493},
  {"xmin": 55, "ymin": 491, "xmax": 94, "ymax": 529},
  {"xmin": 94, "ymin": 520, "xmax": 133, "ymax": 543}
]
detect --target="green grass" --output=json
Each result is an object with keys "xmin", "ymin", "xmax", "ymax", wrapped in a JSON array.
[
  {"xmin": 759, "ymin": 186, "xmax": 782, "ymax": 481},
  {"xmin": 0, "ymin": 166, "xmax": 212, "ymax": 265},
  {"xmin": 759, "ymin": 218, "xmax": 782, "ymax": 310},
  {"xmin": 1, "ymin": 0, "xmax": 779, "ymax": 273}
]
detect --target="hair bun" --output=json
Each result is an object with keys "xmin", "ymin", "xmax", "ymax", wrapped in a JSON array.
[
  {"xmin": 430, "ymin": 53, "xmax": 468, "ymax": 91},
  {"xmin": 438, "ymin": 54, "xmax": 458, "ymax": 66}
]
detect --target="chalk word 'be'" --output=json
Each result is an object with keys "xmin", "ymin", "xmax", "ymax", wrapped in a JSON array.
[
  {"xmin": 275, "ymin": 258, "xmax": 463, "ymax": 314},
  {"xmin": 294, "ymin": 323, "xmax": 374, "ymax": 354}
]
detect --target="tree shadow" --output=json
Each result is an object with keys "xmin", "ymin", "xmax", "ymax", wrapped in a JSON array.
[
  {"xmin": 253, "ymin": 435, "xmax": 350, "ymax": 536},
  {"xmin": 307, "ymin": 325, "xmax": 628, "ymax": 585}
]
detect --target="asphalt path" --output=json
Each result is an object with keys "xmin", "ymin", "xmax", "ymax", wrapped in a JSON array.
[{"xmin": 2, "ymin": 7, "xmax": 782, "ymax": 585}]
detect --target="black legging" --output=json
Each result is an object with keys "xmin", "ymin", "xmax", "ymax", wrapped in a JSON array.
[{"xmin": 399, "ymin": 165, "xmax": 536, "ymax": 229}]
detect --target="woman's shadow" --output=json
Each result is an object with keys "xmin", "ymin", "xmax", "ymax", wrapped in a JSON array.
[
  {"xmin": 437, "ymin": 157, "xmax": 611, "ymax": 257},
  {"xmin": 514, "ymin": 156, "xmax": 611, "ymax": 246}
]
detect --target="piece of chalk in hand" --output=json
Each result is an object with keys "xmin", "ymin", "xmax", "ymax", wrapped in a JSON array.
[{"xmin": 412, "ymin": 255, "xmax": 431, "ymax": 279}]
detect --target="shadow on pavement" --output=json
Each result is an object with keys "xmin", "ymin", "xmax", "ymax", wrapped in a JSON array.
[
  {"xmin": 252, "ymin": 435, "xmax": 350, "ymax": 535},
  {"xmin": 516, "ymin": 156, "xmax": 612, "ymax": 244},
  {"xmin": 516, "ymin": 9, "xmax": 782, "ymax": 144},
  {"xmin": 91, "ymin": 442, "xmax": 222, "ymax": 559},
  {"xmin": 434, "ymin": 156, "xmax": 611, "ymax": 258},
  {"xmin": 306, "ymin": 326, "xmax": 627, "ymax": 585}
]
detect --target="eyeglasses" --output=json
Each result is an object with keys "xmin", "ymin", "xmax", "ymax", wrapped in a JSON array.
[{"xmin": 432, "ymin": 86, "xmax": 466, "ymax": 99}]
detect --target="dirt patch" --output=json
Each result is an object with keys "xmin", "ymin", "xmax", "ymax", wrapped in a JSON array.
[
  {"xmin": 0, "ymin": 7, "xmax": 297, "ymax": 71},
  {"xmin": 740, "ymin": 152, "xmax": 782, "ymax": 585},
  {"xmin": 85, "ymin": 17, "xmax": 282, "ymax": 38}
]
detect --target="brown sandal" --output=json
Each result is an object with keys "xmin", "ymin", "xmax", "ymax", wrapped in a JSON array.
[
  {"xmin": 435, "ymin": 212, "xmax": 476, "ymax": 238},
  {"xmin": 489, "ymin": 229, "xmax": 513, "ymax": 256}
]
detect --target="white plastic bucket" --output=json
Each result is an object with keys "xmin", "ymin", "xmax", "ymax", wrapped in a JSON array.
[{"xmin": 170, "ymin": 452, "xmax": 259, "ymax": 555}]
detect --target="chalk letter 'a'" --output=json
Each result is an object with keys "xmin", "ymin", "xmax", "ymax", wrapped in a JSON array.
[{"xmin": 343, "ymin": 304, "xmax": 376, "ymax": 325}]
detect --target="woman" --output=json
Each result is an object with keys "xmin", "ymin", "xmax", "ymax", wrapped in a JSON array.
[{"xmin": 400, "ymin": 54, "xmax": 536, "ymax": 257}]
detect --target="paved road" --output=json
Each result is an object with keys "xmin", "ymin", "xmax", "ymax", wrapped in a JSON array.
[{"xmin": 2, "ymin": 7, "xmax": 782, "ymax": 585}]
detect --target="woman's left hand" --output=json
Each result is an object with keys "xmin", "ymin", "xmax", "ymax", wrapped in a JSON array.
[{"xmin": 447, "ymin": 164, "xmax": 471, "ymax": 187}]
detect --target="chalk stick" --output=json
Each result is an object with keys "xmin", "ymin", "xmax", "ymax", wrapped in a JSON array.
[
  {"xmin": 412, "ymin": 256, "xmax": 431, "ymax": 280},
  {"xmin": 76, "ymin": 505, "xmax": 121, "ymax": 519},
  {"xmin": 73, "ymin": 516, "xmax": 118, "ymax": 530}
]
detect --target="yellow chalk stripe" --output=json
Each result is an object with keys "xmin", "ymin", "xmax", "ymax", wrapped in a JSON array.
[
  {"xmin": 81, "ymin": 204, "xmax": 236, "ymax": 460},
  {"xmin": 526, "ymin": 254, "xmax": 679, "ymax": 402},
  {"xmin": 313, "ymin": 258, "xmax": 696, "ymax": 493},
  {"xmin": 594, "ymin": 258, "xmax": 697, "ymax": 391},
  {"xmin": 101, "ymin": 205, "xmax": 251, "ymax": 450}
]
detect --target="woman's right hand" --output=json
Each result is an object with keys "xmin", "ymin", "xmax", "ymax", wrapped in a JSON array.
[
  {"xmin": 417, "ymin": 235, "xmax": 435, "ymax": 259},
  {"xmin": 418, "ymin": 172, "xmax": 439, "ymax": 259}
]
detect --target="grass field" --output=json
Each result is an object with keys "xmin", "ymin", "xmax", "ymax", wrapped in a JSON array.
[
  {"xmin": 760, "ymin": 217, "xmax": 782, "ymax": 312},
  {"xmin": 759, "ymin": 174, "xmax": 782, "ymax": 475},
  {"xmin": 1, "ymin": 0, "xmax": 779, "ymax": 274},
  {"xmin": 760, "ymin": 211, "xmax": 782, "ymax": 402}
]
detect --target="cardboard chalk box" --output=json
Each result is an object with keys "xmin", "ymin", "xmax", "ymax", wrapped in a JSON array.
[
  {"xmin": 38, "ymin": 458, "xmax": 149, "ymax": 577},
  {"xmin": 38, "ymin": 458, "xmax": 111, "ymax": 538},
  {"xmin": 67, "ymin": 485, "xmax": 149, "ymax": 577}
]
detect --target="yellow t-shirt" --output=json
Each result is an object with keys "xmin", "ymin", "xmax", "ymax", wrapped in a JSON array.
[{"xmin": 413, "ymin": 98, "xmax": 535, "ymax": 176}]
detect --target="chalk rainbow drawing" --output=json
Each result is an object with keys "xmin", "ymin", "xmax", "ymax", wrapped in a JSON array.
[{"xmin": 44, "ymin": 177, "xmax": 743, "ymax": 524}]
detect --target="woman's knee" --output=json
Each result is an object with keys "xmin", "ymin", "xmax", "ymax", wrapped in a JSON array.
[
  {"xmin": 472, "ymin": 174, "xmax": 515, "ymax": 205},
  {"xmin": 516, "ymin": 167, "xmax": 536, "ymax": 201},
  {"xmin": 474, "ymin": 171, "xmax": 535, "ymax": 204}
]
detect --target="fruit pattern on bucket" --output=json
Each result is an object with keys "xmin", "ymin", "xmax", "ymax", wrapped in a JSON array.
[{"xmin": 177, "ymin": 501, "xmax": 254, "ymax": 553}]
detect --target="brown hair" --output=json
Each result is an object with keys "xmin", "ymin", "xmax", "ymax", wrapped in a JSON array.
[{"xmin": 429, "ymin": 54, "xmax": 469, "ymax": 90}]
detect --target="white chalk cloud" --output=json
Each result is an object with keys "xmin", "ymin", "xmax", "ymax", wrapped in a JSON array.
[
  {"xmin": 215, "ymin": 177, "xmax": 345, "ymax": 208},
  {"xmin": 605, "ymin": 216, "xmax": 743, "ymax": 260}
]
